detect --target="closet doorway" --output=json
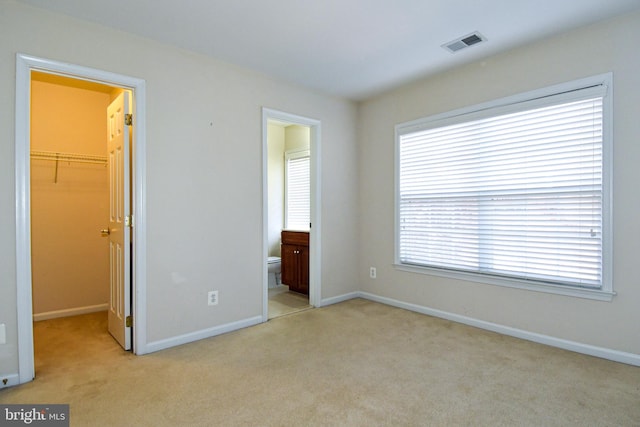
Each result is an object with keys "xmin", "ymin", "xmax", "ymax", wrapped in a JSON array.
[
  {"xmin": 262, "ymin": 108, "xmax": 322, "ymax": 321},
  {"xmin": 14, "ymin": 54, "xmax": 148, "ymax": 386},
  {"xmin": 30, "ymin": 72, "xmax": 131, "ymax": 351}
]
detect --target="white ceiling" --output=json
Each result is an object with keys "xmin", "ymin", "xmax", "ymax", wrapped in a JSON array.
[{"xmin": 17, "ymin": 0, "xmax": 640, "ymax": 100}]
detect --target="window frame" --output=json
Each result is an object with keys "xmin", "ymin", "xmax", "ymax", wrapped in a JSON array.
[{"xmin": 394, "ymin": 73, "xmax": 614, "ymax": 301}]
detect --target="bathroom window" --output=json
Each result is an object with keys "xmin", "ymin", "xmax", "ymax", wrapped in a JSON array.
[
  {"xmin": 285, "ymin": 150, "xmax": 310, "ymax": 231},
  {"xmin": 395, "ymin": 74, "xmax": 613, "ymax": 299}
]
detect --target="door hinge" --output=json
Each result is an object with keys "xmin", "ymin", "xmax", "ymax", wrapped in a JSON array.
[
  {"xmin": 126, "ymin": 316, "xmax": 133, "ymax": 328},
  {"xmin": 125, "ymin": 215, "xmax": 134, "ymax": 227},
  {"xmin": 125, "ymin": 114, "xmax": 133, "ymax": 126}
]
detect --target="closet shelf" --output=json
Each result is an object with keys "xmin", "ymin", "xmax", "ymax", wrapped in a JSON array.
[{"xmin": 30, "ymin": 150, "xmax": 107, "ymax": 165}]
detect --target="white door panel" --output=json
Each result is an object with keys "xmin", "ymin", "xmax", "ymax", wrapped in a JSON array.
[{"xmin": 107, "ymin": 92, "xmax": 131, "ymax": 350}]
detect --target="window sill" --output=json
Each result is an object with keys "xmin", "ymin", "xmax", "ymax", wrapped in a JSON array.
[{"xmin": 393, "ymin": 263, "xmax": 615, "ymax": 302}]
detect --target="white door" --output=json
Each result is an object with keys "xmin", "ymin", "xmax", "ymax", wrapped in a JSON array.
[{"xmin": 107, "ymin": 92, "xmax": 131, "ymax": 350}]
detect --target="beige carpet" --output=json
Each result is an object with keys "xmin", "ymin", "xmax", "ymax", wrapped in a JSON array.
[{"xmin": 1, "ymin": 299, "xmax": 639, "ymax": 426}]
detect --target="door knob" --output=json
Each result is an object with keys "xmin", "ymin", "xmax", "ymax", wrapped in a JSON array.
[{"xmin": 100, "ymin": 228, "xmax": 110, "ymax": 236}]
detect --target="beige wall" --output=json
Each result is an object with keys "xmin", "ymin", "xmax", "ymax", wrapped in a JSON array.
[
  {"xmin": 267, "ymin": 123, "xmax": 285, "ymax": 256},
  {"xmin": 30, "ymin": 76, "xmax": 110, "ymax": 316},
  {"xmin": 284, "ymin": 125, "xmax": 310, "ymax": 152},
  {"xmin": 1, "ymin": 0, "xmax": 359, "ymax": 375},
  {"xmin": 358, "ymin": 11, "xmax": 640, "ymax": 355}
]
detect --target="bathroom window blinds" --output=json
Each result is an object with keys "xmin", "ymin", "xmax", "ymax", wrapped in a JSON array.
[
  {"xmin": 396, "ymin": 79, "xmax": 610, "ymax": 290},
  {"xmin": 285, "ymin": 150, "xmax": 310, "ymax": 231}
]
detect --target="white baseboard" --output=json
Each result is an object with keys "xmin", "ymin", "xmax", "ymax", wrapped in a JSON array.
[
  {"xmin": 320, "ymin": 291, "xmax": 360, "ymax": 307},
  {"xmin": 0, "ymin": 373, "xmax": 20, "ymax": 389},
  {"xmin": 145, "ymin": 315, "xmax": 263, "ymax": 354},
  {"xmin": 33, "ymin": 304, "xmax": 108, "ymax": 322},
  {"xmin": 357, "ymin": 291, "xmax": 640, "ymax": 367}
]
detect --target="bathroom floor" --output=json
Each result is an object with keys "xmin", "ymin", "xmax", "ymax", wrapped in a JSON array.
[{"xmin": 268, "ymin": 285, "xmax": 312, "ymax": 319}]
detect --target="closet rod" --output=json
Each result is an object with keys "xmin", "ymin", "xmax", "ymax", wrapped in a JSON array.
[{"xmin": 30, "ymin": 150, "xmax": 107, "ymax": 165}]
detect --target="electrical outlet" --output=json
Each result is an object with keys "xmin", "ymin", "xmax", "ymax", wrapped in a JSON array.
[
  {"xmin": 369, "ymin": 267, "xmax": 377, "ymax": 279},
  {"xmin": 0, "ymin": 324, "xmax": 5, "ymax": 345},
  {"xmin": 207, "ymin": 290, "xmax": 219, "ymax": 306}
]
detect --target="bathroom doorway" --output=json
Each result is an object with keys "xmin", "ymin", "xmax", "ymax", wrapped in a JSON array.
[{"xmin": 262, "ymin": 108, "xmax": 321, "ymax": 321}]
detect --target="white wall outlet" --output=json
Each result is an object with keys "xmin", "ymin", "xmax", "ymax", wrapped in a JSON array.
[
  {"xmin": 369, "ymin": 267, "xmax": 377, "ymax": 279},
  {"xmin": 0, "ymin": 324, "xmax": 6, "ymax": 345},
  {"xmin": 208, "ymin": 290, "xmax": 219, "ymax": 306}
]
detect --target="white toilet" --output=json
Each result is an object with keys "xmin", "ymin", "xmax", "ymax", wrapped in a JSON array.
[{"xmin": 267, "ymin": 256, "xmax": 282, "ymax": 288}]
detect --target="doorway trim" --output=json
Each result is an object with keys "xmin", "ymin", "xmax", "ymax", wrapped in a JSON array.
[
  {"xmin": 262, "ymin": 108, "xmax": 321, "ymax": 321},
  {"xmin": 15, "ymin": 53, "xmax": 148, "ymax": 385}
]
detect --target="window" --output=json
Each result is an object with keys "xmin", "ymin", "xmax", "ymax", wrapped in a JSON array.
[
  {"xmin": 285, "ymin": 150, "xmax": 310, "ymax": 231},
  {"xmin": 395, "ymin": 75, "xmax": 612, "ymax": 299}
]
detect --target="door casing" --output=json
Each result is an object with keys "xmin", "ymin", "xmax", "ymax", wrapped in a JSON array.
[{"xmin": 14, "ymin": 53, "xmax": 148, "ymax": 386}]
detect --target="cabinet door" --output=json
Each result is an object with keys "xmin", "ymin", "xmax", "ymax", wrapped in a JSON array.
[
  {"xmin": 298, "ymin": 245, "xmax": 310, "ymax": 295},
  {"xmin": 281, "ymin": 244, "xmax": 297, "ymax": 289}
]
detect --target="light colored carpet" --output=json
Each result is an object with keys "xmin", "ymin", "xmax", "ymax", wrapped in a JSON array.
[
  {"xmin": 268, "ymin": 285, "xmax": 312, "ymax": 319},
  {"xmin": 1, "ymin": 299, "xmax": 639, "ymax": 426}
]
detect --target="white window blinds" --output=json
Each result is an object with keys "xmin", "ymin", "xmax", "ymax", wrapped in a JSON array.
[
  {"xmin": 285, "ymin": 151, "xmax": 310, "ymax": 231},
  {"xmin": 397, "ymin": 83, "xmax": 608, "ymax": 289}
]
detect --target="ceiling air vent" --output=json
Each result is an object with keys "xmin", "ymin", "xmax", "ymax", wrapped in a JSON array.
[{"xmin": 442, "ymin": 32, "xmax": 486, "ymax": 53}]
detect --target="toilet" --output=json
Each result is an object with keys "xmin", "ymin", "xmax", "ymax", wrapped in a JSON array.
[{"xmin": 267, "ymin": 256, "xmax": 282, "ymax": 288}]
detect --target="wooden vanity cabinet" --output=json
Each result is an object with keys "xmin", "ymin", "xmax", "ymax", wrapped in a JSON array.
[{"xmin": 281, "ymin": 230, "xmax": 309, "ymax": 295}]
